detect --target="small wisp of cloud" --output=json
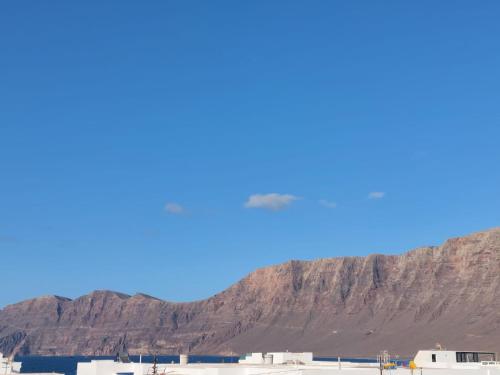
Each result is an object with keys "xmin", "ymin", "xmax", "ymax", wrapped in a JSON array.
[
  {"xmin": 244, "ymin": 193, "xmax": 298, "ymax": 211},
  {"xmin": 368, "ymin": 191, "xmax": 385, "ymax": 199},
  {"xmin": 165, "ymin": 202, "xmax": 185, "ymax": 214},
  {"xmin": 319, "ymin": 199, "xmax": 337, "ymax": 209}
]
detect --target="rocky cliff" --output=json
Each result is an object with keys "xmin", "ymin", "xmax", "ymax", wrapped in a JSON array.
[{"xmin": 1, "ymin": 228, "xmax": 500, "ymax": 357}]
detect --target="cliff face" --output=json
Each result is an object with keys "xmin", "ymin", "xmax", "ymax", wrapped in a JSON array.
[{"xmin": 1, "ymin": 228, "xmax": 500, "ymax": 357}]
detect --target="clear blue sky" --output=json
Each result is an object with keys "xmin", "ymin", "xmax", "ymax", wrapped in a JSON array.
[{"xmin": 1, "ymin": 1, "xmax": 499, "ymax": 307}]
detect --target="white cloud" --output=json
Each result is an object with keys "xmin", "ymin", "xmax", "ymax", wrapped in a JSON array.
[
  {"xmin": 244, "ymin": 193, "xmax": 298, "ymax": 211},
  {"xmin": 319, "ymin": 199, "xmax": 337, "ymax": 208},
  {"xmin": 368, "ymin": 192, "xmax": 385, "ymax": 199},
  {"xmin": 165, "ymin": 202, "xmax": 185, "ymax": 214}
]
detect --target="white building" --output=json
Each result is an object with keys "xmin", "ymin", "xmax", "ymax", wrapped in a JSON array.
[
  {"xmin": 414, "ymin": 350, "xmax": 497, "ymax": 369},
  {"xmin": 0, "ymin": 353, "xmax": 21, "ymax": 374},
  {"xmin": 76, "ymin": 350, "xmax": 500, "ymax": 375},
  {"xmin": 239, "ymin": 352, "xmax": 314, "ymax": 365}
]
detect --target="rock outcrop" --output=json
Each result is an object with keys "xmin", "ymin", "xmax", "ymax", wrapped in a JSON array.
[{"xmin": 1, "ymin": 228, "xmax": 500, "ymax": 357}]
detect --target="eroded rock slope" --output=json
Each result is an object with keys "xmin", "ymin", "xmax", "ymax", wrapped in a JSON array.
[{"xmin": 1, "ymin": 228, "xmax": 499, "ymax": 357}]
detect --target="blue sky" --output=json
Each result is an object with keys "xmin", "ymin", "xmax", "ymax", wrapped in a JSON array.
[{"xmin": 1, "ymin": 1, "xmax": 499, "ymax": 307}]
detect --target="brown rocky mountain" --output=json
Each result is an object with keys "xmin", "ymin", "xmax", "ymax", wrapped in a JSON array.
[{"xmin": 1, "ymin": 228, "xmax": 500, "ymax": 357}]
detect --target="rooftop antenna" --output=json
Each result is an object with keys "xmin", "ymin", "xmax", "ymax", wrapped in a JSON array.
[{"xmin": 152, "ymin": 354, "xmax": 158, "ymax": 375}]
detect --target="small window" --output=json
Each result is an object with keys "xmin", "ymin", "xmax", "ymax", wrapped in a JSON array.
[{"xmin": 432, "ymin": 354, "xmax": 436, "ymax": 362}]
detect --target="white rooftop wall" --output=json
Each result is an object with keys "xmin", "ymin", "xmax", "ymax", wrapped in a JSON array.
[
  {"xmin": 76, "ymin": 363, "xmax": 500, "ymax": 375},
  {"xmin": 239, "ymin": 353, "xmax": 264, "ymax": 364},
  {"xmin": 267, "ymin": 352, "xmax": 314, "ymax": 364},
  {"xmin": 239, "ymin": 352, "xmax": 313, "ymax": 365}
]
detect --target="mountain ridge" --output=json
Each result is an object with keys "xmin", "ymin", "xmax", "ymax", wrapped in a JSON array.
[
  {"xmin": 1, "ymin": 227, "xmax": 499, "ymax": 357},
  {"xmin": 7, "ymin": 227, "xmax": 496, "ymax": 307}
]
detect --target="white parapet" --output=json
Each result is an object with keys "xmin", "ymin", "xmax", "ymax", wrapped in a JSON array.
[
  {"xmin": 267, "ymin": 352, "xmax": 314, "ymax": 364},
  {"xmin": 239, "ymin": 353, "xmax": 264, "ymax": 364},
  {"xmin": 239, "ymin": 352, "xmax": 314, "ymax": 365},
  {"xmin": 75, "ymin": 357, "xmax": 500, "ymax": 375}
]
